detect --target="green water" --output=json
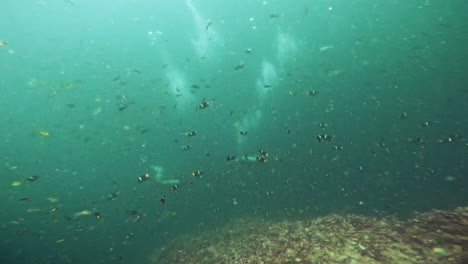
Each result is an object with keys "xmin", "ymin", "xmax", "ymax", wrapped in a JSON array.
[{"xmin": 1, "ymin": 0, "xmax": 467, "ymax": 263}]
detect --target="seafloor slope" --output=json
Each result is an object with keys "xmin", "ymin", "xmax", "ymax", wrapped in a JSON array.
[{"xmin": 150, "ymin": 207, "xmax": 468, "ymax": 264}]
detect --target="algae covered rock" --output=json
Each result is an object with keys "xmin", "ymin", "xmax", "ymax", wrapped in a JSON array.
[{"xmin": 150, "ymin": 207, "xmax": 468, "ymax": 264}]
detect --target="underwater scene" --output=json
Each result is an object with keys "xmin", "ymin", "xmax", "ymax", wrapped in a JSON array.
[{"xmin": 1, "ymin": 0, "xmax": 467, "ymax": 263}]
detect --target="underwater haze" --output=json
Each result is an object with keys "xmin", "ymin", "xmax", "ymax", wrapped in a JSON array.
[{"xmin": 0, "ymin": 0, "xmax": 467, "ymax": 263}]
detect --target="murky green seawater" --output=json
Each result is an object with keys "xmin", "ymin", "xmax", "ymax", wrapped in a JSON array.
[{"xmin": 0, "ymin": 0, "xmax": 467, "ymax": 263}]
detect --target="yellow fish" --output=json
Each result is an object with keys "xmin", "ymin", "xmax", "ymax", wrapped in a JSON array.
[
  {"xmin": 0, "ymin": 40, "xmax": 7, "ymax": 46},
  {"xmin": 74, "ymin": 210, "xmax": 92, "ymax": 217},
  {"xmin": 39, "ymin": 131, "xmax": 49, "ymax": 136},
  {"xmin": 47, "ymin": 197, "xmax": 59, "ymax": 203},
  {"xmin": 11, "ymin": 181, "xmax": 22, "ymax": 187}
]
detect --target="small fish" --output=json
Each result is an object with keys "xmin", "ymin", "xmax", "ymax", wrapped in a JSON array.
[
  {"xmin": 74, "ymin": 210, "xmax": 92, "ymax": 217},
  {"xmin": 234, "ymin": 63, "xmax": 245, "ymax": 71},
  {"xmin": 182, "ymin": 131, "xmax": 196, "ymax": 137},
  {"xmin": 18, "ymin": 198, "xmax": 31, "ymax": 201},
  {"xmin": 182, "ymin": 145, "xmax": 191, "ymax": 151},
  {"xmin": 421, "ymin": 121, "xmax": 432, "ymax": 127},
  {"xmin": 205, "ymin": 20, "xmax": 212, "ymax": 30},
  {"xmin": 127, "ymin": 209, "xmax": 139, "ymax": 215},
  {"xmin": 25, "ymin": 175, "xmax": 39, "ymax": 183},
  {"xmin": 118, "ymin": 104, "xmax": 128, "ymax": 111},
  {"xmin": 11, "ymin": 181, "xmax": 21, "ymax": 187},
  {"xmin": 333, "ymin": 145, "xmax": 344, "ymax": 151},
  {"xmin": 39, "ymin": 131, "xmax": 49, "ymax": 136},
  {"xmin": 316, "ymin": 134, "xmax": 333, "ymax": 142},
  {"xmin": 140, "ymin": 129, "xmax": 151, "ymax": 134},
  {"xmin": 319, "ymin": 45, "xmax": 334, "ymax": 51},
  {"xmin": 199, "ymin": 101, "xmax": 211, "ymax": 109},
  {"xmin": 112, "ymin": 76, "xmax": 121, "ymax": 81},
  {"xmin": 319, "ymin": 123, "xmax": 328, "ymax": 129},
  {"xmin": 107, "ymin": 192, "xmax": 119, "ymax": 200},
  {"xmin": 192, "ymin": 170, "xmax": 203, "ymax": 177},
  {"xmin": 137, "ymin": 174, "xmax": 150, "ymax": 183},
  {"xmin": 269, "ymin": 13, "xmax": 280, "ymax": 18},
  {"xmin": 191, "ymin": 84, "xmax": 200, "ymax": 89},
  {"xmin": 225, "ymin": 155, "xmax": 236, "ymax": 162},
  {"xmin": 306, "ymin": 90, "xmax": 318, "ymax": 96},
  {"xmin": 16, "ymin": 229, "xmax": 29, "ymax": 235},
  {"xmin": 27, "ymin": 208, "xmax": 41, "ymax": 212},
  {"xmin": 0, "ymin": 40, "xmax": 7, "ymax": 46},
  {"xmin": 400, "ymin": 112, "xmax": 408, "ymax": 120},
  {"xmin": 47, "ymin": 197, "xmax": 58, "ymax": 203}
]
